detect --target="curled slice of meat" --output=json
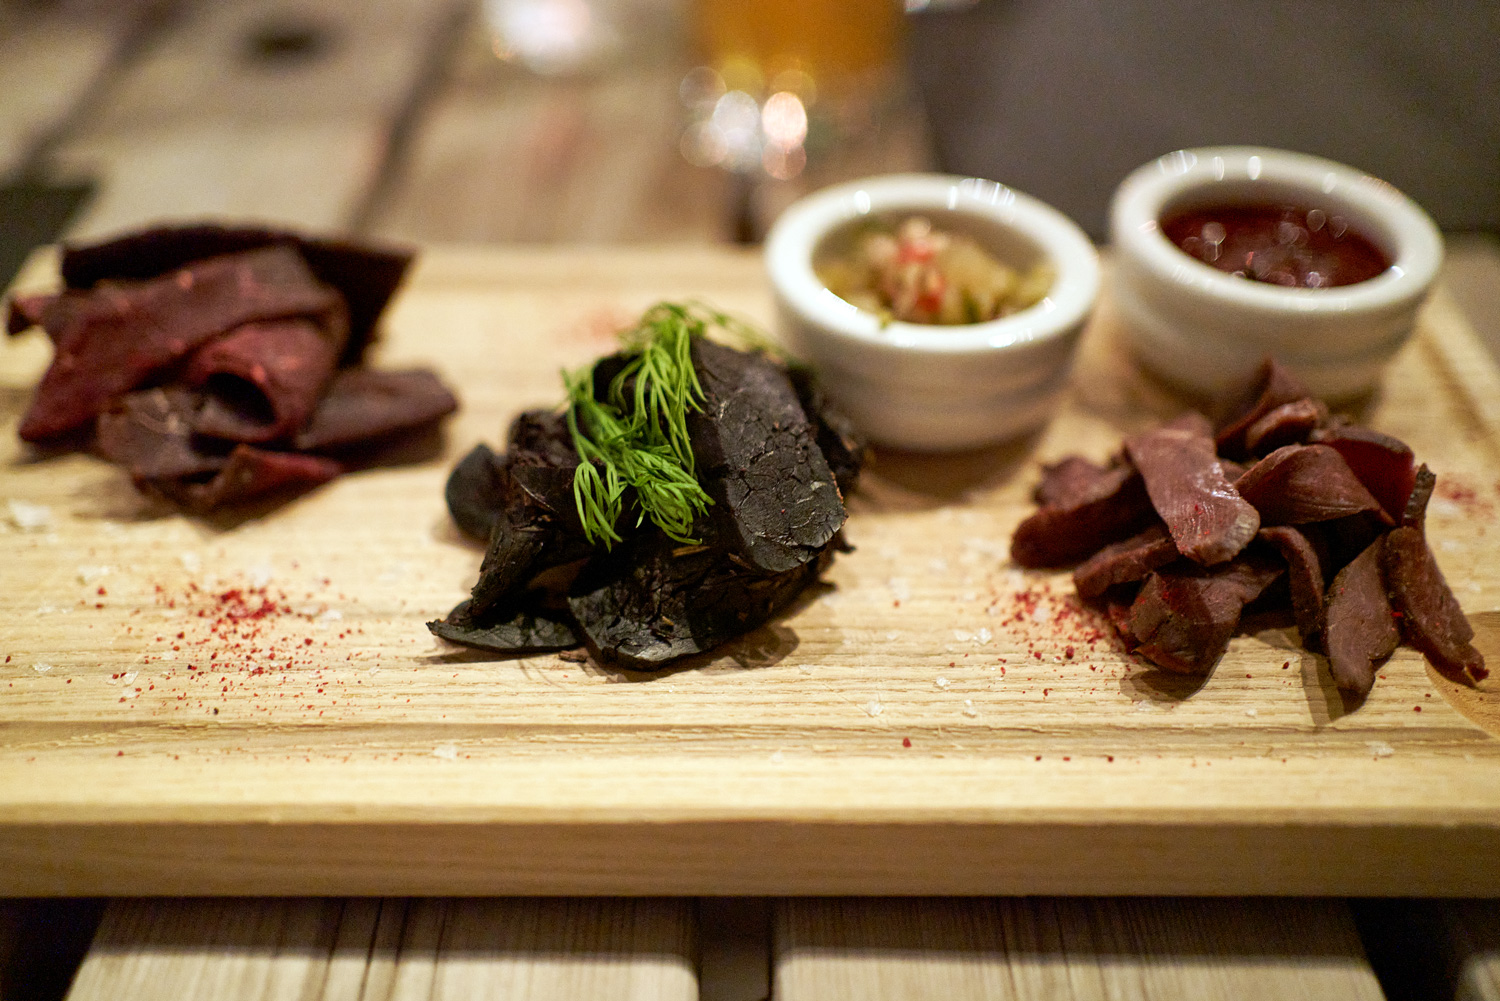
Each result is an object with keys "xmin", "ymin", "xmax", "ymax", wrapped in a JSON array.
[
  {"xmin": 1127, "ymin": 551, "xmax": 1284, "ymax": 674},
  {"xmin": 1215, "ymin": 358, "xmax": 1312, "ymax": 457},
  {"xmin": 1243, "ymin": 398, "xmax": 1326, "ymax": 455},
  {"xmin": 1033, "ymin": 455, "xmax": 1117, "ymax": 507},
  {"xmin": 1073, "ymin": 523, "xmax": 1177, "ymax": 600},
  {"xmin": 1324, "ymin": 538, "xmax": 1400, "ymax": 696},
  {"xmin": 1310, "ymin": 425, "xmax": 1416, "ymax": 523},
  {"xmin": 1011, "ymin": 463, "xmax": 1153, "ymax": 568},
  {"xmin": 96, "ymin": 386, "xmax": 224, "ymax": 481},
  {"xmin": 1236, "ymin": 444, "xmax": 1391, "ymax": 526},
  {"xmin": 1402, "ymin": 465, "xmax": 1437, "ymax": 531},
  {"xmin": 1381, "ymin": 526, "xmax": 1488, "ymax": 684},
  {"xmin": 185, "ymin": 317, "xmax": 344, "ymax": 443},
  {"xmin": 1259, "ymin": 525, "xmax": 1327, "ymax": 649},
  {"xmin": 16, "ymin": 245, "xmax": 345, "ymax": 441},
  {"xmin": 291, "ymin": 369, "xmax": 459, "ymax": 451},
  {"xmin": 154, "ymin": 444, "xmax": 342, "ymax": 511},
  {"xmin": 1126, "ymin": 411, "xmax": 1260, "ymax": 565}
]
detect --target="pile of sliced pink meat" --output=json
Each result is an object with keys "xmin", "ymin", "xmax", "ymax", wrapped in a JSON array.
[
  {"xmin": 7, "ymin": 224, "xmax": 457, "ymax": 511},
  {"xmin": 1011, "ymin": 360, "xmax": 1487, "ymax": 696}
]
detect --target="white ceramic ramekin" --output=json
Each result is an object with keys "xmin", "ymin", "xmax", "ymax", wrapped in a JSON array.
[
  {"xmin": 764, "ymin": 173, "xmax": 1100, "ymax": 451},
  {"xmin": 1110, "ymin": 147, "xmax": 1444, "ymax": 400}
]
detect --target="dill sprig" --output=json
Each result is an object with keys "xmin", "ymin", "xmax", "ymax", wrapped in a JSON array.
[{"xmin": 567, "ymin": 301, "xmax": 761, "ymax": 547}]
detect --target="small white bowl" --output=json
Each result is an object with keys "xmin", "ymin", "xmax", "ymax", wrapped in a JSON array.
[
  {"xmin": 764, "ymin": 173, "xmax": 1100, "ymax": 451},
  {"xmin": 1110, "ymin": 146, "xmax": 1444, "ymax": 400}
]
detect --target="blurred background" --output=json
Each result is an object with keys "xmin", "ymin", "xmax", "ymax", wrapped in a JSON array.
[{"xmin": 2, "ymin": 0, "xmax": 1496, "ymax": 274}]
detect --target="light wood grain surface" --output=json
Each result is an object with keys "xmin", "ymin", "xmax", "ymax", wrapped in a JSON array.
[
  {"xmin": 3, "ymin": 246, "xmax": 1499, "ymax": 896},
  {"xmin": 64, "ymin": 897, "xmax": 697, "ymax": 1001},
  {"xmin": 774, "ymin": 898, "xmax": 1386, "ymax": 1000}
]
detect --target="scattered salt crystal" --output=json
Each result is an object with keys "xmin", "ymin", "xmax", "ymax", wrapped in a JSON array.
[
  {"xmin": 1440, "ymin": 539, "xmax": 1462, "ymax": 551},
  {"xmin": 179, "ymin": 552, "xmax": 201, "ymax": 572},
  {"xmin": 1244, "ymin": 708, "xmax": 1258, "ymax": 717},
  {"xmin": 985, "ymin": 605, "xmax": 999, "ymax": 617},
  {"xmin": 928, "ymin": 558, "xmax": 949, "ymax": 573},
  {"xmin": 887, "ymin": 577, "xmax": 912, "ymax": 601},
  {"xmin": 33, "ymin": 605, "xmax": 62, "ymax": 616},
  {"xmin": 367, "ymin": 665, "xmax": 380, "ymax": 676},
  {"xmin": 122, "ymin": 671, "xmax": 138, "ymax": 685},
  {"xmin": 885, "ymin": 631, "xmax": 901, "ymax": 641},
  {"xmin": 963, "ymin": 699, "xmax": 978, "ymax": 717},
  {"xmin": 1134, "ymin": 700, "xmax": 1158, "ymax": 712},
  {"xmin": 32, "ymin": 663, "xmax": 53, "ymax": 674},
  {"xmin": 1368, "ymin": 741, "xmax": 1395, "ymax": 758},
  {"xmin": 7, "ymin": 499, "xmax": 52, "ymax": 531},
  {"xmin": 935, "ymin": 677, "xmax": 950, "ymax": 690},
  {"xmin": 318, "ymin": 609, "xmax": 343, "ymax": 622},
  {"xmin": 954, "ymin": 629, "xmax": 973, "ymax": 642},
  {"xmin": 1030, "ymin": 604, "xmax": 1052, "ymax": 624},
  {"xmin": 247, "ymin": 564, "xmax": 274, "ymax": 588},
  {"xmin": 962, "ymin": 591, "xmax": 977, "ymax": 602},
  {"xmin": 770, "ymin": 750, "xmax": 785, "ymax": 764},
  {"xmin": 432, "ymin": 744, "xmax": 459, "ymax": 760},
  {"xmin": 975, "ymin": 627, "xmax": 992, "ymax": 644},
  {"xmin": 77, "ymin": 565, "xmax": 112, "ymax": 584},
  {"xmin": 862, "ymin": 697, "xmax": 883, "ymax": 717}
]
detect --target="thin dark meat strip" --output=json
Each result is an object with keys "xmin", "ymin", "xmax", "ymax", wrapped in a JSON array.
[
  {"xmin": 1215, "ymin": 358, "xmax": 1313, "ymax": 458},
  {"xmin": 1401, "ymin": 465, "xmax": 1437, "ymax": 531},
  {"xmin": 1258, "ymin": 525, "xmax": 1327, "ymax": 649},
  {"xmin": 186, "ymin": 317, "xmax": 344, "ymax": 443},
  {"xmin": 1381, "ymin": 526, "xmax": 1488, "ymax": 684},
  {"xmin": 1033, "ymin": 455, "xmax": 1117, "ymax": 508},
  {"xmin": 1125, "ymin": 411, "xmax": 1260, "ymax": 565},
  {"xmin": 1072, "ymin": 523, "xmax": 1177, "ymax": 600},
  {"xmin": 1236, "ymin": 444, "xmax": 1391, "ymax": 526},
  {"xmin": 1323, "ymin": 539, "xmax": 1400, "ymax": 696},
  {"xmin": 1309, "ymin": 425, "xmax": 1417, "ymax": 523},
  {"xmin": 153, "ymin": 443, "xmax": 342, "ymax": 511},
  {"xmin": 1011, "ymin": 463, "xmax": 1154, "ymax": 568},
  {"xmin": 95, "ymin": 387, "xmax": 226, "ymax": 481},
  {"xmin": 291, "ymin": 368, "xmax": 459, "ymax": 451},
  {"xmin": 1243, "ymin": 398, "xmax": 1326, "ymax": 455},
  {"xmin": 1127, "ymin": 551, "xmax": 1284, "ymax": 674}
]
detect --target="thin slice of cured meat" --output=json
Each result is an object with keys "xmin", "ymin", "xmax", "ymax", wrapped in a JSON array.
[
  {"xmin": 1323, "ymin": 539, "xmax": 1400, "ymax": 696},
  {"xmin": 96, "ymin": 386, "xmax": 225, "ymax": 481},
  {"xmin": 429, "ymin": 597, "xmax": 580, "ymax": 655},
  {"xmin": 1381, "ymin": 526, "xmax": 1488, "ymax": 683},
  {"xmin": 1215, "ymin": 358, "xmax": 1312, "ymax": 458},
  {"xmin": 1309, "ymin": 425, "xmax": 1416, "ymax": 523},
  {"xmin": 1401, "ymin": 465, "xmax": 1437, "ymax": 531},
  {"xmin": 59, "ymin": 224, "xmax": 413, "ymax": 362},
  {"xmin": 1243, "ymin": 398, "xmax": 1326, "ymax": 455},
  {"xmin": 1235, "ymin": 444, "xmax": 1391, "ymax": 526},
  {"xmin": 16, "ymin": 245, "xmax": 345, "ymax": 440},
  {"xmin": 185, "ymin": 317, "xmax": 344, "ymax": 443},
  {"xmin": 1011, "ymin": 463, "xmax": 1153, "ymax": 568},
  {"xmin": 1072, "ymin": 523, "xmax": 1177, "ymax": 600},
  {"xmin": 1033, "ymin": 455, "xmax": 1116, "ymax": 508},
  {"xmin": 1125, "ymin": 411, "xmax": 1260, "ymax": 565},
  {"xmin": 1127, "ymin": 551, "xmax": 1285, "ymax": 674},
  {"xmin": 1258, "ymin": 525, "xmax": 1327, "ymax": 648},
  {"xmin": 153, "ymin": 443, "xmax": 342, "ymax": 511},
  {"xmin": 291, "ymin": 369, "xmax": 459, "ymax": 451}
]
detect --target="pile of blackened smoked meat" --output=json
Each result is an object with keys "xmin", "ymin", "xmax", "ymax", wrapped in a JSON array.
[
  {"xmin": 1011, "ymin": 360, "xmax": 1487, "ymax": 696},
  {"xmin": 431, "ymin": 336, "xmax": 863, "ymax": 670},
  {"xmin": 7, "ymin": 224, "xmax": 456, "ymax": 511}
]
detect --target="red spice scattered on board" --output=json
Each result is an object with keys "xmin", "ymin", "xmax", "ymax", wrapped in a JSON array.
[{"xmin": 902, "ymin": 737, "xmax": 912, "ymax": 748}]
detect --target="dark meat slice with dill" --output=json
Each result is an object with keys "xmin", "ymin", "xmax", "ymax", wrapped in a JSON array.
[
  {"xmin": 1235, "ymin": 444, "xmax": 1391, "ymax": 526},
  {"xmin": 1011, "ymin": 461, "xmax": 1154, "ymax": 568},
  {"xmin": 1381, "ymin": 526, "xmax": 1488, "ymax": 684},
  {"xmin": 1125, "ymin": 411, "xmax": 1260, "ymax": 566},
  {"xmin": 444, "ymin": 411, "xmax": 576, "ymax": 545},
  {"xmin": 687, "ymin": 338, "xmax": 845, "ymax": 575},
  {"xmin": 1127, "ymin": 551, "xmax": 1284, "ymax": 674},
  {"xmin": 1072, "ymin": 524, "xmax": 1177, "ymax": 600},
  {"xmin": 1324, "ymin": 539, "xmax": 1400, "ymax": 696},
  {"xmin": 566, "ymin": 529, "xmax": 824, "ymax": 671}
]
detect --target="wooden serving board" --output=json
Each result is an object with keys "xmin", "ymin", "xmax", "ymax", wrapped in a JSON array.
[{"xmin": 3, "ymin": 246, "xmax": 1498, "ymax": 897}]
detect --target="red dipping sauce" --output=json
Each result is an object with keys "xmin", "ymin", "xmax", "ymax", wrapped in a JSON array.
[{"xmin": 1161, "ymin": 203, "xmax": 1390, "ymax": 288}]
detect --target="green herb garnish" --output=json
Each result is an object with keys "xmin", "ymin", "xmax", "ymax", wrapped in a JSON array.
[{"xmin": 566, "ymin": 301, "xmax": 767, "ymax": 547}]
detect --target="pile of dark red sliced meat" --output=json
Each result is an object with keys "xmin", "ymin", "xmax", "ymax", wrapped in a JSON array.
[
  {"xmin": 1011, "ymin": 360, "xmax": 1487, "ymax": 696},
  {"xmin": 431, "ymin": 338, "xmax": 863, "ymax": 671},
  {"xmin": 7, "ymin": 224, "xmax": 457, "ymax": 511}
]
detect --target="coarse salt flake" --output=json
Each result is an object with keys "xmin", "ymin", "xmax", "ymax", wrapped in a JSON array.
[
  {"xmin": 935, "ymin": 677, "xmax": 950, "ymax": 689},
  {"xmin": 885, "ymin": 631, "xmax": 901, "ymax": 641},
  {"xmin": 78, "ymin": 565, "xmax": 112, "ymax": 584},
  {"xmin": 770, "ymin": 750, "xmax": 785, "ymax": 764},
  {"xmin": 32, "ymin": 662, "xmax": 53, "ymax": 674},
  {"xmin": 954, "ymin": 629, "xmax": 973, "ymax": 642},
  {"xmin": 179, "ymin": 552, "xmax": 202, "ymax": 572},
  {"xmin": 887, "ymin": 577, "xmax": 912, "ymax": 601},
  {"xmin": 975, "ymin": 627, "xmax": 992, "ymax": 644},
  {"xmin": 1244, "ymin": 708, "xmax": 1258, "ymax": 717},
  {"xmin": 963, "ymin": 699, "xmax": 978, "ymax": 717},
  {"xmin": 1368, "ymin": 741, "xmax": 1395, "ymax": 758},
  {"xmin": 432, "ymin": 744, "xmax": 459, "ymax": 760},
  {"xmin": 7, "ymin": 499, "xmax": 52, "ymax": 531},
  {"xmin": 862, "ymin": 697, "xmax": 883, "ymax": 717},
  {"xmin": 1030, "ymin": 604, "xmax": 1052, "ymax": 624},
  {"xmin": 247, "ymin": 564, "xmax": 274, "ymax": 588}
]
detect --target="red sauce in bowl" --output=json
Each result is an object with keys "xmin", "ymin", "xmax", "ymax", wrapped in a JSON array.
[{"xmin": 1161, "ymin": 203, "xmax": 1390, "ymax": 288}]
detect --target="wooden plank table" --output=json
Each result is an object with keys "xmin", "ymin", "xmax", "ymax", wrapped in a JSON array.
[{"xmin": 2, "ymin": 245, "xmax": 1498, "ymax": 898}]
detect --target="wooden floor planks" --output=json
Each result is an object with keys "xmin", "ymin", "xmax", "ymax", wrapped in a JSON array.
[
  {"xmin": 774, "ymin": 898, "xmax": 1387, "ymax": 1001},
  {"xmin": 65, "ymin": 897, "xmax": 698, "ymax": 1001}
]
